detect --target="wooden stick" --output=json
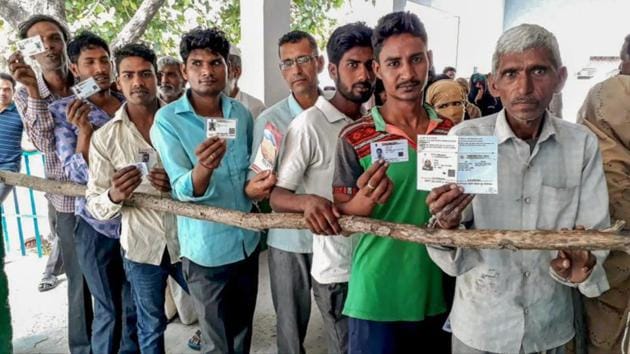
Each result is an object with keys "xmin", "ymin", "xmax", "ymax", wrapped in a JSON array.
[{"xmin": 1, "ymin": 170, "xmax": 628, "ymax": 252}]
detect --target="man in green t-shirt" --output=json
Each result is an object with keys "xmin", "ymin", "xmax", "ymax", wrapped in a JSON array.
[{"xmin": 332, "ymin": 11, "xmax": 454, "ymax": 353}]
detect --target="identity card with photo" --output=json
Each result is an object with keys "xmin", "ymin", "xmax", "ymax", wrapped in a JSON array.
[
  {"xmin": 206, "ymin": 118, "xmax": 237, "ymax": 139},
  {"xmin": 417, "ymin": 135, "xmax": 498, "ymax": 194},
  {"xmin": 71, "ymin": 77, "xmax": 101, "ymax": 100},
  {"xmin": 16, "ymin": 36, "xmax": 46, "ymax": 57},
  {"xmin": 136, "ymin": 148, "xmax": 158, "ymax": 170},
  {"xmin": 370, "ymin": 139, "xmax": 409, "ymax": 163}
]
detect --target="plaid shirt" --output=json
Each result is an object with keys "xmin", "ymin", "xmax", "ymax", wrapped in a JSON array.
[
  {"xmin": 14, "ymin": 75, "xmax": 75, "ymax": 213},
  {"xmin": 50, "ymin": 93, "xmax": 125, "ymax": 238}
]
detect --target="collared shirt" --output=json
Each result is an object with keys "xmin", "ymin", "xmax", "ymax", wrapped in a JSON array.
[
  {"xmin": 333, "ymin": 105, "xmax": 452, "ymax": 322},
  {"xmin": 86, "ymin": 102, "xmax": 179, "ymax": 266},
  {"xmin": 234, "ymin": 90, "xmax": 266, "ymax": 119},
  {"xmin": 427, "ymin": 110, "xmax": 611, "ymax": 353},
  {"xmin": 0, "ymin": 103, "xmax": 24, "ymax": 172},
  {"xmin": 276, "ymin": 95, "xmax": 356, "ymax": 284},
  {"xmin": 248, "ymin": 93, "xmax": 313, "ymax": 254},
  {"xmin": 50, "ymin": 93, "xmax": 124, "ymax": 238},
  {"xmin": 14, "ymin": 75, "xmax": 75, "ymax": 212},
  {"xmin": 150, "ymin": 91, "xmax": 259, "ymax": 267}
]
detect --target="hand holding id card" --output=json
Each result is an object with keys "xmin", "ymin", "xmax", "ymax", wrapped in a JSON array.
[
  {"xmin": 370, "ymin": 139, "xmax": 409, "ymax": 163},
  {"xmin": 206, "ymin": 118, "xmax": 237, "ymax": 139}
]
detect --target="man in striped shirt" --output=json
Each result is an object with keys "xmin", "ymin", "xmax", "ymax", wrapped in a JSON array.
[
  {"xmin": 8, "ymin": 15, "xmax": 93, "ymax": 354},
  {"xmin": 0, "ymin": 73, "xmax": 23, "ymax": 202}
]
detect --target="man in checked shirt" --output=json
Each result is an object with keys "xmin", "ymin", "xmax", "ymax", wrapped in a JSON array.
[
  {"xmin": 8, "ymin": 15, "xmax": 92, "ymax": 354},
  {"xmin": 426, "ymin": 24, "xmax": 610, "ymax": 354}
]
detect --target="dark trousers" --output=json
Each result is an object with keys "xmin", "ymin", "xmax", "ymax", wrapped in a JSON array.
[
  {"xmin": 56, "ymin": 212, "xmax": 93, "ymax": 354},
  {"xmin": 183, "ymin": 250, "xmax": 259, "ymax": 354},
  {"xmin": 74, "ymin": 218, "xmax": 138, "ymax": 354},
  {"xmin": 123, "ymin": 250, "xmax": 188, "ymax": 354},
  {"xmin": 348, "ymin": 315, "xmax": 450, "ymax": 354},
  {"xmin": 312, "ymin": 279, "xmax": 349, "ymax": 354},
  {"xmin": 268, "ymin": 247, "xmax": 313, "ymax": 354}
]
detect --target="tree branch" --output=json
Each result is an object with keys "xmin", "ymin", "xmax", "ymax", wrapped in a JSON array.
[
  {"xmin": 1, "ymin": 170, "xmax": 628, "ymax": 252},
  {"xmin": 0, "ymin": 0, "xmax": 30, "ymax": 30},
  {"xmin": 111, "ymin": 0, "xmax": 167, "ymax": 50}
]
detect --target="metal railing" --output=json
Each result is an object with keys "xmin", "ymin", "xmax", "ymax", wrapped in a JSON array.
[{"xmin": 1, "ymin": 151, "xmax": 45, "ymax": 257}]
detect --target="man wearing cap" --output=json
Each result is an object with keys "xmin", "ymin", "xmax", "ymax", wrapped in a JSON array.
[{"xmin": 224, "ymin": 45, "xmax": 267, "ymax": 118}]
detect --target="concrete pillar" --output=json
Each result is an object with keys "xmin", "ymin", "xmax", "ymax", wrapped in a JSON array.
[{"xmin": 239, "ymin": 0, "xmax": 291, "ymax": 106}]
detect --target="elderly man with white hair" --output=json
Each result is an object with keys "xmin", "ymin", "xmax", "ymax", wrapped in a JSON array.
[
  {"xmin": 426, "ymin": 24, "xmax": 610, "ymax": 354},
  {"xmin": 224, "ymin": 45, "xmax": 267, "ymax": 118}
]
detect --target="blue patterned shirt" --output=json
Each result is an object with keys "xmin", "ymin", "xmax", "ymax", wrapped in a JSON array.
[{"xmin": 50, "ymin": 93, "xmax": 124, "ymax": 238}]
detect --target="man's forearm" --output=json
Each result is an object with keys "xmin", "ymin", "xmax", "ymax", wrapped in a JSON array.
[
  {"xmin": 269, "ymin": 186, "xmax": 312, "ymax": 213},
  {"xmin": 191, "ymin": 164, "xmax": 213, "ymax": 197}
]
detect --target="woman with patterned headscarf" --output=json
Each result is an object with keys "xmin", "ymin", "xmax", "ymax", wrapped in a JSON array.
[{"xmin": 426, "ymin": 79, "xmax": 467, "ymax": 124}]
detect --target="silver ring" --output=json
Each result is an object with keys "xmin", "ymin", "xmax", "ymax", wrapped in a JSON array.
[
  {"xmin": 210, "ymin": 153, "xmax": 215, "ymax": 160},
  {"xmin": 366, "ymin": 182, "xmax": 376, "ymax": 190}
]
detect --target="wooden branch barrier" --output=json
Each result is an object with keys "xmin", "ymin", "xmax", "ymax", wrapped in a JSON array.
[{"xmin": 1, "ymin": 170, "xmax": 628, "ymax": 253}]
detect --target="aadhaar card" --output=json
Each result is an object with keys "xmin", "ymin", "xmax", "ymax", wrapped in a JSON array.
[
  {"xmin": 71, "ymin": 77, "xmax": 101, "ymax": 100},
  {"xmin": 16, "ymin": 36, "xmax": 46, "ymax": 57},
  {"xmin": 370, "ymin": 139, "xmax": 409, "ymax": 163},
  {"xmin": 206, "ymin": 118, "xmax": 237, "ymax": 139}
]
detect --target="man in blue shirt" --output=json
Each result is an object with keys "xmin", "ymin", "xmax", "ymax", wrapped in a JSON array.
[
  {"xmin": 50, "ymin": 32, "xmax": 138, "ymax": 354},
  {"xmin": 244, "ymin": 30, "xmax": 323, "ymax": 354},
  {"xmin": 0, "ymin": 73, "xmax": 23, "ymax": 203},
  {"xmin": 151, "ymin": 27, "xmax": 267, "ymax": 354}
]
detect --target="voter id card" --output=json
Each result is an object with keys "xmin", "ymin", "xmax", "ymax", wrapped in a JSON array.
[
  {"xmin": 16, "ymin": 36, "xmax": 46, "ymax": 57},
  {"xmin": 370, "ymin": 139, "xmax": 409, "ymax": 163},
  {"xmin": 206, "ymin": 118, "xmax": 237, "ymax": 139},
  {"xmin": 136, "ymin": 148, "xmax": 157, "ymax": 170},
  {"xmin": 71, "ymin": 77, "xmax": 101, "ymax": 100}
]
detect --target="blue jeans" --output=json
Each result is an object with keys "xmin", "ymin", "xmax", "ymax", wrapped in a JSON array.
[
  {"xmin": 123, "ymin": 250, "xmax": 188, "ymax": 354},
  {"xmin": 74, "ymin": 218, "xmax": 138, "ymax": 354}
]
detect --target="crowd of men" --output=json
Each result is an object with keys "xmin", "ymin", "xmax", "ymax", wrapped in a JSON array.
[{"xmin": 0, "ymin": 9, "xmax": 627, "ymax": 354}]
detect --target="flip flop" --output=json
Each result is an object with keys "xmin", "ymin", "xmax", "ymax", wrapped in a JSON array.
[
  {"xmin": 38, "ymin": 276, "xmax": 58, "ymax": 292},
  {"xmin": 187, "ymin": 329, "xmax": 201, "ymax": 351}
]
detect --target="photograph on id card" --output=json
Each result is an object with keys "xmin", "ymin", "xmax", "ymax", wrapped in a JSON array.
[
  {"xmin": 71, "ymin": 77, "xmax": 101, "ymax": 100},
  {"xmin": 136, "ymin": 148, "xmax": 157, "ymax": 170},
  {"xmin": 370, "ymin": 139, "xmax": 409, "ymax": 163},
  {"xmin": 206, "ymin": 118, "xmax": 237, "ymax": 139}
]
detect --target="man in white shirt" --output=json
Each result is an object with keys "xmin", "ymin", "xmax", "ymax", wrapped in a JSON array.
[
  {"xmin": 426, "ymin": 24, "xmax": 610, "ymax": 354},
  {"xmin": 269, "ymin": 22, "xmax": 375, "ymax": 354},
  {"xmin": 86, "ymin": 43, "xmax": 187, "ymax": 353},
  {"xmin": 224, "ymin": 45, "xmax": 267, "ymax": 118}
]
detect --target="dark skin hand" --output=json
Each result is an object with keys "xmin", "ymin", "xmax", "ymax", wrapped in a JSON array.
[
  {"xmin": 335, "ymin": 160, "xmax": 393, "ymax": 217},
  {"xmin": 108, "ymin": 166, "xmax": 142, "ymax": 203},
  {"xmin": 551, "ymin": 226, "xmax": 597, "ymax": 283},
  {"xmin": 147, "ymin": 167, "xmax": 171, "ymax": 193},
  {"xmin": 245, "ymin": 170, "xmax": 277, "ymax": 201},
  {"xmin": 426, "ymin": 183, "xmax": 475, "ymax": 229}
]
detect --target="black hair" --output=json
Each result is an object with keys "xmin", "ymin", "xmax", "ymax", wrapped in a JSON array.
[
  {"xmin": 0, "ymin": 73, "xmax": 16, "ymax": 88},
  {"xmin": 179, "ymin": 27, "xmax": 230, "ymax": 64},
  {"xmin": 113, "ymin": 43, "xmax": 157, "ymax": 74},
  {"xmin": 67, "ymin": 31, "xmax": 110, "ymax": 64},
  {"xmin": 278, "ymin": 30, "xmax": 318, "ymax": 55},
  {"xmin": 372, "ymin": 12, "xmax": 428, "ymax": 61},
  {"xmin": 442, "ymin": 66, "xmax": 456, "ymax": 74},
  {"xmin": 326, "ymin": 22, "xmax": 373, "ymax": 65},
  {"xmin": 18, "ymin": 14, "xmax": 70, "ymax": 42},
  {"xmin": 374, "ymin": 78, "xmax": 385, "ymax": 105}
]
